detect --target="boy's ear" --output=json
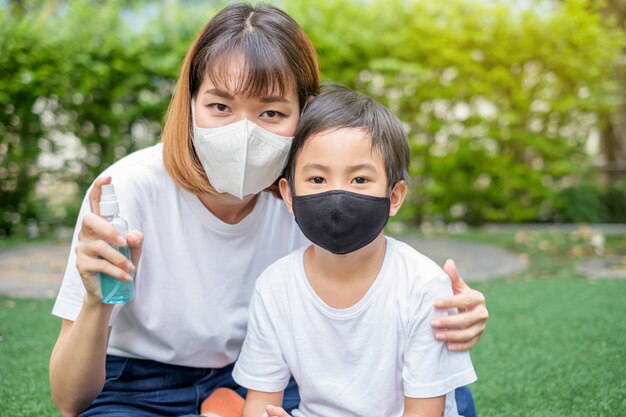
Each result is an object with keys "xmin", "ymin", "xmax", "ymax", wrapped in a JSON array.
[
  {"xmin": 389, "ymin": 180, "xmax": 407, "ymax": 217},
  {"xmin": 279, "ymin": 178, "xmax": 294, "ymax": 214}
]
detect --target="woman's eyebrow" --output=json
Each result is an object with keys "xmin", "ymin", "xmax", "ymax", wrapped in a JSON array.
[
  {"xmin": 203, "ymin": 88, "xmax": 234, "ymax": 99},
  {"xmin": 202, "ymin": 89, "xmax": 289, "ymax": 104},
  {"xmin": 259, "ymin": 95, "xmax": 289, "ymax": 103}
]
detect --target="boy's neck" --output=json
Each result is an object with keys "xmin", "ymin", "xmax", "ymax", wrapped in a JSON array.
[{"xmin": 303, "ymin": 233, "xmax": 387, "ymax": 309}]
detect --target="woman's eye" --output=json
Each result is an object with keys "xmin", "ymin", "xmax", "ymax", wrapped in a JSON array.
[
  {"xmin": 209, "ymin": 103, "xmax": 231, "ymax": 113},
  {"xmin": 311, "ymin": 177, "xmax": 325, "ymax": 184},
  {"xmin": 352, "ymin": 177, "xmax": 368, "ymax": 184},
  {"xmin": 261, "ymin": 110, "xmax": 284, "ymax": 119}
]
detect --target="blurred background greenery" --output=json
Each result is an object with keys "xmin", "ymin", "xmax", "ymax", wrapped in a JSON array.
[{"xmin": 1, "ymin": 0, "xmax": 625, "ymax": 239}]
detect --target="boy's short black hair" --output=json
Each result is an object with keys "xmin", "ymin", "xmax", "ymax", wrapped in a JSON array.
[{"xmin": 285, "ymin": 83, "xmax": 410, "ymax": 191}]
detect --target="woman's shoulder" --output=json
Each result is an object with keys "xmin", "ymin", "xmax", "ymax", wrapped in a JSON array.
[
  {"xmin": 100, "ymin": 143, "xmax": 171, "ymax": 195},
  {"xmin": 102, "ymin": 143, "xmax": 164, "ymax": 177}
]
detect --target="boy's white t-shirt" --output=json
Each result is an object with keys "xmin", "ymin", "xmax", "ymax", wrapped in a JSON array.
[
  {"xmin": 52, "ymin": 143, "xmax": 309, "ymax": 368},
  {"xmin": 233, "ymin": 237, "xmax": 477, "ymax": 417}
]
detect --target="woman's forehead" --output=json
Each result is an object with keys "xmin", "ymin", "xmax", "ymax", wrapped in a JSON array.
[{"xmin": 202, "ymin": 51, "xmax": 296, "ymax": 99}]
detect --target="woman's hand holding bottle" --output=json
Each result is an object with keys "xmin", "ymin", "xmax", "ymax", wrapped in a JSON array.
[{"xmin": 75, "ymin": 176, "xmax": 144, "ymax": 306}]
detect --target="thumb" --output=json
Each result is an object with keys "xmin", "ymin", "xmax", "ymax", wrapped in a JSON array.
[
  {"xmin": 443, "ymin": 259, "xmax": 468, "ymax": 295},
  {"xmin": 88, "ymin": 176, "xmax": 112, "ymax": 215}
]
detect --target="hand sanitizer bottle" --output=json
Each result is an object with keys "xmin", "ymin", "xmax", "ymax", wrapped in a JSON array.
[{"xmin": 98, "ymin": 184, "xmax": 135, "ymax": 304}]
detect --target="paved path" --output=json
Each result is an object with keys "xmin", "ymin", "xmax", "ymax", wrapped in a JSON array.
[
  {"xmin": 402, "ymin": 237, "xmax": 528, "ymax": 281},
  {"xmin": 0, "ymin": 242, "xmax": 70, "ymax": 299},
  {"xmin": 0, "ymin": 237, "xmax": 530, "ymax": 299},
  {"xmin": 3, "ymin": 223, "xmax": 625, "ymax": 299}
]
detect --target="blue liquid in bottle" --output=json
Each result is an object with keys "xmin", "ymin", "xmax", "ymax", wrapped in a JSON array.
[
  {"xmin": 98, "ymin": 184, "xmax": 135, "ymax": 304},
  {"xmin": 100, "ymin": 244, "xmax": 135, "ymax": 304}
]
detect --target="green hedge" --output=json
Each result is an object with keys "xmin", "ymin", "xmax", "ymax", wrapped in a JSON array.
[
  {"xmin": 0, "ymin": 1, "xmax": 208, "ymax": 236},
  {"xmin": 1, "ymin": 0, "xmax": 624, "ymax": 237},
  {"xmin": 558, "ymin": 180, "xmax": 626, "ymax": 223},
  {"xmin": 288, "ymin": 0, "xmax": 625, "ymax": 224}
]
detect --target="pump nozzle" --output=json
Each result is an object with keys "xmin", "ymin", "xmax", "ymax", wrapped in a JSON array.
[{"xmin": 99, "ymin": 184, "xmax": 120, "ymax": 216}]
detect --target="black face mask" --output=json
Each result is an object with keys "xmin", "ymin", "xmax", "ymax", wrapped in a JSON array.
[{"xmin": 292, "ymin": 190, "xmax": 391, "ymax": 255}]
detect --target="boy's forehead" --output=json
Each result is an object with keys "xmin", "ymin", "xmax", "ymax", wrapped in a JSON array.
[
  {"xmin": 304, "ymin": 127, "xmax": 373, "ymax": 149},
  {"xmin": 298, "ymin": 127, "xmax": 383, "ymax": 165}
]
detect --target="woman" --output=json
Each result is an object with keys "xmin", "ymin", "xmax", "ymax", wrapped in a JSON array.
[{"xmin": 49, "ymin": 3, "xmax": 488, "ymax": 417}]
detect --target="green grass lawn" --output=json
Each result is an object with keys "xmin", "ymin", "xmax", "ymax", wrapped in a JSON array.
[
  {"xmin": 0, "ymin": 297, "xmax": 58, "ymax": 415},
  {"xmin": 454, "ymin": 227, "xmax": 626, "ymax": 416},
  {"xmin": 1, "ymin": 226, "xmax": 625, "ymax": 416}
]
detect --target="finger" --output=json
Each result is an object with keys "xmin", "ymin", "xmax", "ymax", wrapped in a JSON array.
[
  {"xmin": 88, "ymin": 176, "xmax": 112, "ymax": 215},
  {"xmin": 434, "ymin": 287, "xmax": 486, "ymax": 311},
  {"xmin": 72, "ymin": 254, "xmax": 104, "ymax": 296},
  {"xmin": 434, "ymin": 320, "xmax": 486, "ymax": 343},
  {"xmin": 78, "ymin": 239, "xmax": 135, "ymax": 279},
  {"xmin": 446, "ymin": 338, "xmax": 480, "ymax": 352},
  {"xmin": 442, "ymin": 259, "xmax": 469, "ymax": 295},
  {"xmin": 76, "ymin": 254, "xmax": 134, "ymax": 283},
  {"xmin": 431, "ymin": 303, "xmax": 489, "ymax": 330},
  {"xmin": 80, "ymin": 213, "xmax": 127, "ymax": 247},
  {"xmin": 126, "ymin": 230, "xmax": 144, "ymax": 267}
]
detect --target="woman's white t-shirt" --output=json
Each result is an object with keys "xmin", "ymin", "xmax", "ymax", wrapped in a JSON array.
[
  {"xmin": 52, "ymin": 143, "xmax": 309, "ymax": 368},
  {"xmin": 233, "ymin": 237, "xmax": 477, "ymax": 417}
]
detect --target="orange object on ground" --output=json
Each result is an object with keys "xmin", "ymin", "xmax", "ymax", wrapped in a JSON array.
[{"xmin": 200, "ymin": 387, "xmax": 245, "ymax": 417}]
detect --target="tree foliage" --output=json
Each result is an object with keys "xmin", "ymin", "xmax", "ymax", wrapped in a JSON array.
[
  {"xmin": 0, "ymin": 1, "xmax": 208, "ymax": 236},
  {"xmin": 0, "ymin": 0, "xmax": 624, "ymax": 237},
  {"xmin": 288, "ymin": 0, "xmax": 625, "ymax": 224}
]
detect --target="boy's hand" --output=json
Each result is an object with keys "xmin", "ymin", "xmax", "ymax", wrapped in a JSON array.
[
  {"xmin": 431, "ymin": 259, "xmax": 489, "ymax": 351},
  {"xmin": 263, "ymin": 404, "xmax": 291, "ymax": 417}
]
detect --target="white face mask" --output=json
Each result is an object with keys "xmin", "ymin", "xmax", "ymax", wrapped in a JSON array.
[{"xmin": 191, "ymin": 106, "xmax": 293, "ymax": 199}]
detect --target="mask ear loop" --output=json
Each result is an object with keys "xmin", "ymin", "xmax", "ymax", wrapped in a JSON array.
[{"xmin": 300, "ymin": 99, "xmax": 308, "ymax": 116}]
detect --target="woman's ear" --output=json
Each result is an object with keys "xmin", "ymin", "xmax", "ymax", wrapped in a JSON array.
[
  {"xmin": 279, "ymin": 178, "xmax": 294, "ymax": 214},
  {"xmin": 389, "ymin": 181, "xmax": 407, "ymax": 217}
]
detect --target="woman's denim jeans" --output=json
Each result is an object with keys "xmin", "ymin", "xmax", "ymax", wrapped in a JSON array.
[
  {"xmin": 78, "ymin": 355, "xmax": 475, "ymax": 416},
  {"xmin": 78, "ymin": 355, "xmax": 299, "ymax": 417}
]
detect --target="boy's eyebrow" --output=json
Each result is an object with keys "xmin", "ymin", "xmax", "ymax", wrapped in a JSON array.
[
  {"xmin": 301, "ymin": 162, "xmax": 329, "ymax": 171},
  {"xmin": 348, "ymin": 163, "xmax": 377, "ymax": 172}
]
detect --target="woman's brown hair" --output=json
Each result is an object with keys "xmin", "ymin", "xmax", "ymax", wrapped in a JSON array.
[{"xmin": 162, "ymin": 3, "xmax": 320, "ymax": 196}]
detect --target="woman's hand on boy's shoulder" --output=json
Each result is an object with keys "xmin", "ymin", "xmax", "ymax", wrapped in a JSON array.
[{"xmin": 430, "ymin": 259, "xmax": 489, "ymax": 352}]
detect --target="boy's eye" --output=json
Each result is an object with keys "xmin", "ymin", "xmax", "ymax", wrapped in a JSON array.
[
  {"xmin": 261, "ymin": 110, "xmax": 284, "ymax": 119},
  {"xmin": 351, "ymin": 177, "xmax": 368, "ymax": 184}
]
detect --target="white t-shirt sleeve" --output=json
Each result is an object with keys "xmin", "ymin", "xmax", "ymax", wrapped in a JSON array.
[
  {"xmin": 402, "ymin": 274, "xmax": 477, "ymax": 398},
  {"xmin": 233, "ymin": 282, "xmax": 291, "ymax": 392},
  {"xmin": 51, "ymin": 191, "xmax": 92, "ymax": 321}
]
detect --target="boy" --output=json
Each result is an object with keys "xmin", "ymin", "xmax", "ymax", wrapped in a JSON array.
[{"xmin": 230, "ymin": 85, "xmax": 477, "ymax": 417}]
